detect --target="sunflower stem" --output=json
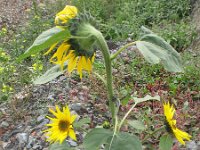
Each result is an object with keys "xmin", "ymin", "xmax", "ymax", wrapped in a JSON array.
[
  {"xmin": 110, "ymin": 42, "xmax": 136, "ymax": 61},
  {"xmin": 94, "ymin": 29, "xmax": 117, "ymax": 123},
  {"xmin": 118, "ymin": 102, "xmax": 137, "ymax": 131}
]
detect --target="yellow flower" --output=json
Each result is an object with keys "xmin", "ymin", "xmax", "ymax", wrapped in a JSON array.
[
  {"xmin": 55, "ymin": 5, "xmax": 78, "ymax": 25},
  {"xmin": 163, "ymin": 102, "xmax": 191, "ymax": 145},
  {"xmin": 44, "ymin": 105, "xmax": 77, "ymax": 144},
  {"xmin": 46, "ymin": 41, "xmax": 95, "ymax": 79},
  {"xmin": 65, "ymin": 50, "xmax": 95, "ymax": 79}
]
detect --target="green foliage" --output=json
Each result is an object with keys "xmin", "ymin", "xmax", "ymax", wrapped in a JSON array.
[
  {"xmin": 136, "ymin": 27, "xmax": 183, "ymax": 72},
  {"xmin": 83, "ymin": 128, "xmax": 142, "ymax": 150},
  {"xmin": 128, "ymin": 120, "xmax": 146, "ymax": 131},
  {"xmin": 18, "ymin": 27, "xmax": 70, "ymax": 61},
  {"xmin": 159, "ymin": 134, "xmax": 173, "ymax": 150},
  {"xmin": 33, "ymin": 64, "xmax": 64, "ymax": 85},
  {"xmin": 71, "ymin": 0, "xmax": 193, "ymax": 50},
  {"xmin": 152, "ymin": 21, "xmax": 197, "ymax": 51},
  {"xmin": 105, "ymin": 132, "xmax": 142, "ymax": 150},
  {"xmin": 83, "ymin": 128, "xmax": 112, "ymax": 150}
]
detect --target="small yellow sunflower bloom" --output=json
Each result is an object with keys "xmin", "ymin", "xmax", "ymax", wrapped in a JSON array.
[
  {"xmin": 55, "ymin": 5, "xmax": 78, "ymax": 25},
  {"xmin": 44, "ymin": 105, "xmax": 77, "ymax": 144},
  {"xmin": 163, "ymin": 102, "xmax": 191, "ymax": 145}
]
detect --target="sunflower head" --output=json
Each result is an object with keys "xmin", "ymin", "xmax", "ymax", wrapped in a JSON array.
[
  {"xmin": 44, "ymin": 105, "xmax": 77, "ymax": 144},
  {"xmin": 163, "ymin": 102, "xmax": 191, "ymax": 145},
  {"xmin": 55, "ymin": 5, "xmax": 78, "ymax": 25}
]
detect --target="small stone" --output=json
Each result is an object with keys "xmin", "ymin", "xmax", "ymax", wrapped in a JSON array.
[
  {"xmin": 16, "ymin": 133, "xmax": 28, "ymax": 144},
  {"xmin": 186, "ymin": 141, "xmax": 198, "ymax": 150},
  {"xmin": 0, "ymin": 121, "xmax": 9, "ymax": 128},
  {"xmin": 37, "ymin": 115, "xmax": 45, "ymax": 123},
  {"xmin": 26, "ymin": 136, "xmax": 35, "ymax": 149},
  {"xmin": 68, "ymin": 139, "xmax": 77, "ymax": 147},
  {"xmin": 70, "ymin": 103, "xmax": 82, "ymax": 111},
  {"xmin": 32, "ymin": 143, "xmax": 42, "ymax": 150}
]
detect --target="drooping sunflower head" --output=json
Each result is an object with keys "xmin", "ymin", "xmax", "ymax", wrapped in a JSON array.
[
  {"xmin": 45, "ymin": 5, "xmax": 96, "ymax": 79},
  {"xmin": 44, "ymin": 105, "xmax": 77, "ymax": 144},
  {"xmin": 163, "ymin": 102, "xmax": 191, "ymax": 145},
  {"xmin": 64, "ymin": 39, "xmax": 96, "ymax": 79}
]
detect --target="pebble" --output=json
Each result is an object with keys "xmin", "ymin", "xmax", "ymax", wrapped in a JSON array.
[
  {"xmin": 186, "ymin": 141, "xmax": 198, "ymax": 150},
  {"xmin": 0, "ymin": 121, "xmax": 9, "ymax": 128},
  {"xmin": 68, "ymin": 139, "xmax": 78, "ymax": 147},
  {"xmin": 37, "ymin": 115, "xmax": 45, "ymax": 123},
  {"xmin": 70, "ymin": 103, "xmax": 82, "ymax": 111},
  {"xmin": 16, "ymin": 133, "xmax": 28, "ymax": 144},
  {"xmin": 26, "ymin": 136, "xmax": 35, "ymax": 149}
]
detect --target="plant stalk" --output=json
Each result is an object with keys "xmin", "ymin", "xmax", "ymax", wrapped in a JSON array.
[
  {"xmin": 110, "ymin": 42, "xmax": 136, "ymax": 60},
  {"xmin": 118, "ymin": 102, "xmax": 137, "ymax": 130},
  {"xmin": 94, "ymin": 30, "xmax": 116, "ymax": 121}
]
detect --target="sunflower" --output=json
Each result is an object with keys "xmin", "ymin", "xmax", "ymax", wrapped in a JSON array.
[
  {"xmin": 45, "ymin": 40, "xmax": 95, "ymax": 79},
  {"xmin": 55, "ymin": 5, "xmax": 78, "ymax": 25},
  {"xmin": 163, "ymin": 102, "xmax": 191, "ymax": 145},
  {"xmin": 44, "ymin": 105, "xmax": 77, "ymax": 144},
  {"xmin": 64, "ymin": 49, "xmax": 95, "ymax": 79}
]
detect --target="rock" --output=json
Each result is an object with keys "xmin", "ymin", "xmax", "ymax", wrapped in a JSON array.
[
  {"xmin": 26, "ymin": 136, "xmax": 35, "ymax": 149},
  {"xmin": 70, "ymin": 103, "xmax": 82, "ymax": 111},
  {"xmin": 68, "ymin": 139, "xmax": 78, "ymax": 147},
  {"xmin": 186, "ymin": 141, "xmax": 198, "ymax": 150},
  {"xmin": 0, "ymin": 121, "xmax": 9, "ymax": 128},
  {"xmin": 32, "ymin": 143, "xmax": 42, "ymax": 150},
  {"xmin": 16, "ymin": 133, "xmax": 28, "ymax": 144},
  {"xmin": 37, "ymin": 115, "xmax": 45, "ymax": 123}
]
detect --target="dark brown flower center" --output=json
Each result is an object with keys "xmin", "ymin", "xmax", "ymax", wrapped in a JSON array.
[
  {"xmin": 164, "ymin": 119, "xmax": 174, "ymax": 133},
  {"xmin": 58, "ymin": 120, "xmax": 70, "ymax": 132}
]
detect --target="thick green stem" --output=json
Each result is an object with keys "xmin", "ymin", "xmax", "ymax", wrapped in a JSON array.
[
  {"xmin": 110, "ymin": 42, "xmax": 136, "ymax": 60},
  {"xmin": 94, "ymin": 31, "xmax": 116, "ymax": 120}
]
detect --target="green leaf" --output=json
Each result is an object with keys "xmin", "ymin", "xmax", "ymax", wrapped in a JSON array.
[
  {"xmin": 49, "ymin": 141, "xmax": 73, "ymax": 150},
  {"xmin": 105, "ymin": 132, "xmax": 142, "ymax": 150},
  {"xmin": 33, "ymin": 64, "xmax": 64, "ymax": 85},
  {"xmin": 83, "ymin": 128, "xmax": 112, "ymax": 150},
  {"xmin": 128, "ymin": 120, "xmax": 146, "ymax": 131},
  {"xmin": 136, "ymin": 27, "xmax": 183, "ymax": 73},
  {"xmin": 132, "ymin": 95, "xmax": 160, "ymax": 104},
  {"xmin": 140, "ymin": 26, "xmax": 153, "ymax": 35},
  {"xmin": 159, "ymin": 134, "xmax": 173, "ymax": 150},
  {"xmin": 73, "ymin": 117, "xmax": 90, "ymax": 129},
  {"xmin": 18, "ymin": 27, "xmax": 70, "ymax": 61}
]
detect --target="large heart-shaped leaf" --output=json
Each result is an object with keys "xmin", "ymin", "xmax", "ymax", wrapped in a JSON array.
[
  {"xmin": 105, "ymin": 132, "xmax": 142, "ymax": 150},
  {"xmin": 128, "ymin": 120, "xmax": 146, "ymax": 131},
  {"xmin": 159, "ymin": 134, "xmax": 173, "ymax": 150},
  {"xmin": 33, "ymin": 64, "xmax": 65, "ymax": 85},
  {"xmin": 83, "ymin": 128, "xmax": 112, "ymax": 150},
  {"xmin": 136, "ymin": 27, "xmax": 183, "ymax": 73},
  {"xmin": 18, "ymin": 27, "xmax": 70, "ymax": 61}
]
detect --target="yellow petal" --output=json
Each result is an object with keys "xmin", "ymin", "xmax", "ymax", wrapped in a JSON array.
[
  {"xmin": 77, "ymin": 57, "xmax": 83, "ymax": 79},
  {"xmin": 44, "ymin": 42, "xmax": 58, "ymax": 55},
  {"xmin": 68, "ymin": 128, "xmax": 77, "ymax": 141},
  {"xmin": 68, "ymin": 56, "xmax": 78, "ymax": 73}
]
